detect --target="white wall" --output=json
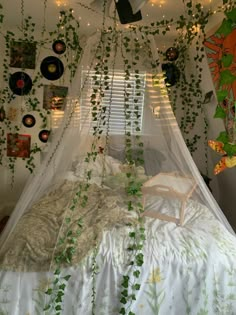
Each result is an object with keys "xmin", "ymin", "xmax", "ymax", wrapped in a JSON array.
[
  {"xmin": 0, "ymin": 28, "xmax": 74, "ymax": 208},
  {"xmin": 199, "ymin": 50, "xmax": 236, "ymax": 230}
]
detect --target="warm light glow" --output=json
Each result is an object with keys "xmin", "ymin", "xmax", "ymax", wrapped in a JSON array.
[{"xmin": 55, "ymin": 0, "xmax": 68, "ymax": 7}]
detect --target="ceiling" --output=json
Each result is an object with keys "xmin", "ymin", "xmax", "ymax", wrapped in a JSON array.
[{"xmin": 1, "ymin": 0, "xmax": 224, "ymax": 39}]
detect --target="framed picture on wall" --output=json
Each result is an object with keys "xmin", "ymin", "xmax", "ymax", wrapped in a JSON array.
[
  {"xmin": 43, "ymin": 85, "xmax": 68, "ymax": 111},
  {"xmin": 7, "ymin": 133, "xmax": 31, "ymax": 158},
  {"xmin": 10, "ymin": 41, "xmax": 37, "ymax": 69}
]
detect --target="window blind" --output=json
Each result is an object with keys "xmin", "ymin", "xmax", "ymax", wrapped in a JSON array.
[{"xmin": 80, "ymin": 69, "xmax": 146, "ymax": 135}]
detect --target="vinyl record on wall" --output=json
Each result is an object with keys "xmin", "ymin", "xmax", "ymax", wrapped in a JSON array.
[
  {"xmin": 161, "ymin": 63, "xmax": 180, "ymax": 87},
  {"xmin": 38, "ymin": 129, "xmax": 50, "ymax": 143},
  {"xmin": 40, "ymin": 56, "xmax": 64, "ymax": 81},
  {"xmin": 52, "ymin": 40, "xmax": 66, "ymax": 55},
  {"xmin": 165, "ymin": 47, "xmax": 179, "ymax": 62},
  {"xmin": 9, "ymin": 72, "xmax": 33, "ymax": 95},
  {"xmin": 22, "ymin": 114, "xmax": 36, "ymax": 128}
]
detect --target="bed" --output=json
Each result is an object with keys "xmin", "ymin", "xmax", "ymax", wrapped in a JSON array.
[{"xmin": 0, "ymin": 155, "xmax": 235, "ymax": 315}]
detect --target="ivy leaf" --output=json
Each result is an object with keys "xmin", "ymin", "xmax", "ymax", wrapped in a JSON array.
[
  {"xmin": 214, "ymin": 106, "xmax": 226, "ymax": 119},
  {"xmin": 216, "ymin": 19, "xmax": 233, "ymax": 36},
  {"xmin": 225, "ymin": 8, "xmax": 236, "ymax": 23},
  {"xmin": 220, "ymin": 70, "xmax": 236, "ymax": 85},
  {"xmin": 223, "ymin": 143, "xmax": 236, "ymax": 157},
  {"xmin": 121, "ymin": 289, "xmax": 128, "ymax": 297},
  {"xmin": 63, "ymin": 274, "xmax": 71, "ymax": 281},
  {"xmin": 216, "ymin": 90, "xmax": 228, "ymax": 102},
  {"xmin": 119, "ymin": 308, "xmax": 126, "ymax": 315},
  {"xmin": 221, "ymin": 54, "xmax": 233, "ymax": 67},
  {"xmin": 45, "ymin": 288, "xmax": 53, "ymax": 295},
  {"xmin": 55, "ymin": 305, "xmax": 62, "ymax": 311},
  {"xmin": 43, "ymin": 304, "xmax": 51, "ymax": 311},
  {"xmin": 133, "ymin": 270, "xmax": 140, "ymax": 278},
  {"xmin": 120, "ymin": 297, "xmax": 127, "ymax": 304},
  {"xmin": 216, "ymin": 131, "xmax": 229, "ymax": 144},
  {"xmin": 132, "ymin": 283, "xmax": 141, "ymax": 290}
]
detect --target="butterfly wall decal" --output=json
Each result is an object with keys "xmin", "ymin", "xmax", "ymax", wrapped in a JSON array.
[{"xmin": 208, "ymin": 140, "xmax": 236, "ymax": 175}]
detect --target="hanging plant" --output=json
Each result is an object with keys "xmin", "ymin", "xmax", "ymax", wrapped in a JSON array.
[
  {"xmin": 0, "ymin": 5, "xmax": 85, "ymax": 179},
  {"xmin": 49, "ymin": 9, "xmax": 83, "ymax": 81},
  {"xmin": 207, "ymin": 6, "xmax": 236, "ymax": 174}
]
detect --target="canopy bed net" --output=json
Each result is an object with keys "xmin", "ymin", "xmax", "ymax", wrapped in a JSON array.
[{"xmin": 0, "ymin": 28, "xmax": 235, "ymax": 315}]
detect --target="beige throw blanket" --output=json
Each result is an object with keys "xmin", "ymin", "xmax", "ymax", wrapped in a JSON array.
[{"xmin": 0, "ymin": 180, "xmax": 137, "ymax": 272}]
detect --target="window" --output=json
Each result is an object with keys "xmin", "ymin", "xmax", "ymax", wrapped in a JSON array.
[{"xmin": 80, "ymin": 69, "xmax": 146, "ymax": 135}]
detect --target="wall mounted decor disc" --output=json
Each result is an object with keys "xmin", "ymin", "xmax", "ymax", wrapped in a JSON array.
[
  {"xmin": 9, "ymin": 72, "xmax": 33, "ymax": 95},
  {"xmin": 165, "ymin": 47, "xmax": 179, "ymax": 62},
  {"xmin": 39, "ymin": 129, "xmax": 50, "ymax": 142},
  {"xmin": 40, "ymin": 56, "xmax": 64, "ymax": 80},
  {"xmin": 52, "ymin": 40, "xmax": 66, "ymax": 54},
  {"xmin": 22, "ymin": 114, "xmax": 36, "ymax": 128}
]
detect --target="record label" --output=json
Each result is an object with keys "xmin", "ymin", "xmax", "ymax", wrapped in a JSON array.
[
  {"xmin": 52, "ymin": 40, "xmax": 66, "ymax": 55},
  {"xmin": 39, "ymin": 129, "xmax": 50, "ymax": 142},
  {"xmin": 9, "ymin": 72, "xmax": 33, "ymax": 95},
  {"xmin": 22, "ymin": 114, "xmax": 36, "ymax": 128},
  {"xmin": 165, "ymin": 47, "xmax": 179, "ymax": 62},
  {"xmin": 40, "ymin": 56, "xmax": 64, "ymax": 81}
]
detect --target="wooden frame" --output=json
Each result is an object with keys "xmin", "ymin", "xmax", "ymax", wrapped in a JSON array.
[{"xmin": 141, "ymin": 172, "xmax": 196, "ymax": 226}]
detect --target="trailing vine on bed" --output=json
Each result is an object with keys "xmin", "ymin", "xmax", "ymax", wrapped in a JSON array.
[
  {"xmin": 119, "ymin": 31, "xmax": 146, "ymax": 315},
  {"xmin": 1, "ymin": 1, "xmax": 236, "ymax": 315}
]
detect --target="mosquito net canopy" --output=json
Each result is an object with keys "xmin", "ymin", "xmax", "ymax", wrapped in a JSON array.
[{"xmin": 0, "ymin": 10, "xmax": 235, "ymax": 315}]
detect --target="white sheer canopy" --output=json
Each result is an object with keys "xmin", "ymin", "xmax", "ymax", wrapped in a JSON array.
[{"xmin": 0, "ymin": 26, "xmax": 235, "ymax": 315}]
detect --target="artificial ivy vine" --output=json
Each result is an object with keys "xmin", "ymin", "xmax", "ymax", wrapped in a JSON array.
[
  {"xmin": 1, "ymin": 1, "xmax": 236, "ymax": 315},
  {"xmin": 212, "ymin": 7, "xmax": 236, "ymax": 155},
  {"xmin": 0, "ymin": 5, "xmax": 83, "ymax": 181},
  {"xmin": 119, "ymin": 31, "xmax": 146, "ymax": 315}
]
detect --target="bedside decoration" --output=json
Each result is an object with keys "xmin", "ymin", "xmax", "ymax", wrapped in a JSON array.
[
  {"xmin": 9, "ymin": 72, "xmax": 33, "ymax": 95},
  {"xmin": 7, "ymin": 133, "xmax": 31, "ymax": 158},
  {"xmin": 161, "ymin": 63, "xmax": 180, "ymax": 87},
  {"xmin": 52, "ymin": 40, "xmax": 66, "ymax": 55},
  {"xmin": 40, "ymin": 56, "xmax": 64, "ymax": 80},
  {"xmin": 38, "ymin": 129, "xmax": 50, "ymax": 143},
  {"xmin": 10, "ymin": 41, "xmax": 36, "ymax": 69},
  {"xmin": 22, "ymin": 114, "xmax": 36, "ymax": 128},
  {"xmin": 208, "ymin": 140, "xmax": 236, "ymax": 174},
  {"xmin": 43, "ymin": 85, "xmax": 68, "ymax": 110},
  {"xmin": 165, "ymin": 47, "xmax": 179, "ymax": 62}
]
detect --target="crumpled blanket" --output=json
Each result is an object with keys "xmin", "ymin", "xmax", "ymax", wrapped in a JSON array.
[{"xmin": 0, "ymin": 181, "xmax": 138, "ymax": 272}]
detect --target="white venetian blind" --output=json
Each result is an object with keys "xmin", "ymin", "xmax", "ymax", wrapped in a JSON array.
[{"xmin": 80, "ymin": 69, "xmax": 146, "ymax": 135}]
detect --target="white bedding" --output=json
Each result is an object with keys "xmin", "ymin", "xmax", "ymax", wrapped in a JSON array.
[
  {"xmin": 0, "ymin": 156, "xmax": 235, "ymax": 314},
  {"xmin": 0, "ymin": 198, "xmax": 236, "ymax": 314}
]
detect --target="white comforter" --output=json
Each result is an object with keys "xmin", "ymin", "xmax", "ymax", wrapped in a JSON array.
[{"xmin": 0, "ymin": 197, "xmax": 235, "ymax": 315}]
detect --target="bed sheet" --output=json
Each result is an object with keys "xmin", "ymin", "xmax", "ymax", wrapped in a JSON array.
[{"xmin": 0, "ymin": 198, "xmax": 235, "ymax": 315}]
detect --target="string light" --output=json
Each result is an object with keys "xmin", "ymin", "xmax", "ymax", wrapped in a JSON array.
[{"xmin": 55, "ymin": 0, "xmax": 68, "ymax": 7}]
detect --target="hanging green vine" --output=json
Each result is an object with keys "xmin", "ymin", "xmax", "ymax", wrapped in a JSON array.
[
  {"xmin": 49, "ymin": 9, "xmax": 83, "ymax": 81},
  {"xmin": 209, "ymin": 6, "xmax": 236, "ymax": 158}
]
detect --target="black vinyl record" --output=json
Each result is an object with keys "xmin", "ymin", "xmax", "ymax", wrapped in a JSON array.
[
  {"xmin": 22, "ymin": 114, "xmax": 36, "ymax": 128},
  {"xmin": 39, "ymin": 129, "xmax": 50, "ymax": 143},
  {"xmin": 52, "ymin": 40, "xmax": 66, "ymax": 55},
  {"xmin": 40, "ymin": 56, "xmax": 64, "ymax": 81},
  {"xmin": 165, "ymin": 47, "xmax": 179, "ymax": 62},
  {"xmin": 9, "ymin": 72, "xmax": 33, "ymax": 95},
  {"xmin": 161, "ymin": 63, "xmax": 180, "ymax": 87}
]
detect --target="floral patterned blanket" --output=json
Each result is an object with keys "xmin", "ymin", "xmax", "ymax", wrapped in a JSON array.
[{"xmin": 0, "ymin": 194, "xmax": 235, "ymax": 315}]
